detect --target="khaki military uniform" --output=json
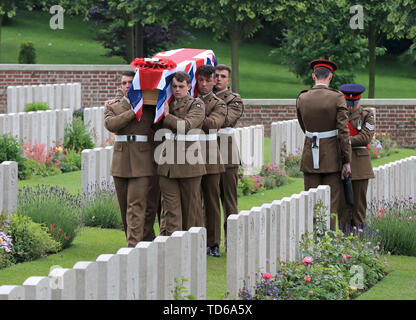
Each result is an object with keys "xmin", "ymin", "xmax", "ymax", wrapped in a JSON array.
[
  {"xmin": 199, "ymin": 91, "xmax": 226, "ymax": 248},
  {"xmin": 339, "ymin": 107, "xmax": 375, "ymax": 229},
  {"xmin": 157, "ymin": 94, "xmax": 206, "ymax": 236},
  {"xmin": 215, "ymin": 87, "xmax": 244, "ymax": 247},
  {"xmin": 104, "ymin": 89, "xmax": 160, "ymax": 247},
  {"xmin": 296, "ymin": 84, "xmax": 352, "ymax": 230}
]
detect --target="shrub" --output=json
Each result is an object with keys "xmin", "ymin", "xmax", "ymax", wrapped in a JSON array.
[
  {"xmin": 369, "ymin": 132, "xmax": 398, "ymax": 159},
  {"xmin": 22, "ymin": 141, "xmax": 64, "ymax": 177},
  {"xmin": 82, "ymin": 185, "xmax": 123, "ymax": 229},
  {"xmin": 25, "ymin": 102, "xmax": 51, "ymax": 112},
  {"xmin": 0, "ymin": 134, "xmax": 30, "ymax": 180},
  {"xmin": 73, "ymin": 108, "xmax": 84, "ymax": 121},
  {"xmin": 6, "ymin": 215, "xmax": 60, "ymax": 264},
  {"xmin": 363, "ymin": 197, "xmax": 416, "ymax": 256},
  {"xmin": 283, "ymin": 153, "xmax": 303, "ymax": 178},
  {"xmin": 64, "ymin": 117, "xmax": 95, "ymax": 152},
  {"xmin": 18, "ymin": 185, "xmax": 82, "ymax": 249},
  {"xmin": 259, "ymin": 162, "xmax": 289, "ymax": 188},
  {"xmin": 18, "ymin": 41, "xmax": 36, "ymax": 64},
  {"xmin": 59, "ymin": 149, "xmax": 81, "ymax": 173}
]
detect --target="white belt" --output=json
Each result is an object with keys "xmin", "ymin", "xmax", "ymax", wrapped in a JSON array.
[
  {"xmin": 218, "ymin": 127, "xmax": 235, "ymax": 134},
  {"xmin": 165, "ymin": 133, "xmax": 200, "ymax": 141},
  {"xmin": 353, "ymin": 146, "xmax": 367, "ymax": 149},
  {"xmin": 305, "ymin": 129, "xmax": 338, "ymax": 169},
  {"xmin": 115, "ymin": 135, "xmax": 148, "ymax": 142},
  {"xmin": 199, "ymin": 133, "xmax": 217, "ymax": 141}
]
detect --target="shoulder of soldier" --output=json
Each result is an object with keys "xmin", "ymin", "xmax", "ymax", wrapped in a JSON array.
[
  {"xmin": 362, "ymin": 107, "xmax": 375, "ymax": 121},
  {"xmin": 190, "ymin": 97, "xmax": 204, "ymax": 109},
  {"xmin": 296, "ymin": 89, "xmax": 309, "ymax": 101}
]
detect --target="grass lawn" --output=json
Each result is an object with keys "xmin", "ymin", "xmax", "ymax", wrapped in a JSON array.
[{"xmin": 1, "ymin": 12, "xmax": 416, "ymax": 98}]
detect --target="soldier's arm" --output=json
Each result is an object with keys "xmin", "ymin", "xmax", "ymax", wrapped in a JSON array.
[
  {"xmin": 350, "ymin": 109, "xmax": 375, "ymax": 147},
  {"xmin": 104, "ymin": 99, "xmax": 136, "ymax": 133},
  {"xmin": 202, "ymin": 99, "xmax": 226, "ymax": 131},
  {"xmin": 335, "ymin": 95, "xmax": 352, "ymax": 164},
  {"xmin": 163, "ymin": 99, "xmax": 205, "ymax": 133},
  {"xmin": 224, "ymin": 95, "xmax": 244, "ymax": 127},
  {"xmin": 296, "ymin": 94, "xmax": 306, "ymax": 133}
]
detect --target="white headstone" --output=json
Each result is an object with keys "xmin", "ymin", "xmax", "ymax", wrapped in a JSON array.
[
  {"xmin": 48, "ymin": 267, "xmax": 76, "ymax": 300},
  {"xmin": 136, "ymin": 241, "xmax": 158, "ymax": 300},
  {"xmin": 0, "ymin": 285, "xmax": 25, "ymax": 300},
  {"xmin": 154, "ymin": 236, "xmax": 175, "ymax": 300},
  {"xmin": 96, "ymin": 254, "xmax": 120, "ymax": 300},
  {"xmin": 171, "ymin": 231, "xmax": 192, "ymax": 295},
  {"xmin": 116, "ymin": 247, "xmax": 140, "ymax": 300},
  {"xmin": 262, "ymin": 203, "xmax": 277, "ymax": 274},
  {"xmin": 23, "ymin": 276, "xmax": 51, "ymax": 300},
  {"xmin": 73, "ymin": 261, "xmax": 98, "ymax": 300},
  {"xmin": 189, "ymin": 227, "xmax": 207, "ymax": 300}
]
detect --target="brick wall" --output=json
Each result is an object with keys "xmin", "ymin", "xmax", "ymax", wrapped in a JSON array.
[
  {"xmin": 1, "ymin": 65, "xmax": 415, "ymax": 148},
  {"xmin": 238, "ymin": 103, "xmax": 416, "ymax": 148}
]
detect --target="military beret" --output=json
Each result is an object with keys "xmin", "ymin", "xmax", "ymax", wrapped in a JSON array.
[{"xmin": 309, "ymin": 59, "xmax": 338, "ymax": 72}]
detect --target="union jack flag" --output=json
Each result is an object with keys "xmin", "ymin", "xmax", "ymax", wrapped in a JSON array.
[{"xmin": 128, "ymin": 48, "xmax": 217, "ymax": 123}]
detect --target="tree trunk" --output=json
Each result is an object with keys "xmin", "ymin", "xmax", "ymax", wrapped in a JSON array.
[
  {"xmin": 0, "ymin": 15, "xmax": 3, "ymax": 60},
  {"xmin": 134, "ymin": 22, "xmax": 144, "ymax": 58},
  {"xmin": 368, "ymin": 22, "xmax": 377, "ymax": 98},
  {"xmin": 229, "ymin": 24, "xmax": 241, "ymax": 93}
]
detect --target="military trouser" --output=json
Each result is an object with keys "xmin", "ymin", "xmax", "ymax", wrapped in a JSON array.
[
  {"xmin": 303, "ymin": 172, "xmax": 344, "ymax": 231},
  {"xmin": 202, "ymin": 173, "xmax": 222, "ymax": 247},
  {"xmin": 159, "ymin": 175, "xmax": 203, "ymax": 236},
  {"xmin": 339, "ymin": 179, "xmax": 369, "ymax": 231},
  {"xmin": 220, "ymin": 166, "xmax": 239, "ymax": 248},
  {"xmin": 143, "ymin": 174, "xmax": 161, "ymax": 241},
  {"xmin": 113, "ymin": 176, "xmax": 151, "ymax": 248}
]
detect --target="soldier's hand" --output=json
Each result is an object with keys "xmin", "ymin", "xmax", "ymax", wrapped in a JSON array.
[
  {"xmin": 341, "ymin": 163, "xmax": 351, "ymax": 179},
  {"xmin": 104, "ymin": 99, "xmax": 117, "ymax": 107},
  {"xmin": 163, "ymin": 100, "xmax": 170, "ymax": 116}
]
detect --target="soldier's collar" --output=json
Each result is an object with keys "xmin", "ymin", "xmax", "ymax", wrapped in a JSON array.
[
  {"xmin": 199, "ymin": 91, "xmax": 213, "ymax": 99},
  {"xmin": 314, "ymin": 83, "xmax": 328, "ymax": 87},
  {"xmin": 214, "ymin": 87, "xmax": 228, "ymax": 96}
]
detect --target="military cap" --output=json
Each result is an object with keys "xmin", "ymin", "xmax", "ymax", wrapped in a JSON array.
[
  {"xmin": 339, "ymin": 83, "xmax": 365, "ymax": 106},
  {"xmin": 309, "ymin": 59, "xmax": 338, "ymax": 72}
]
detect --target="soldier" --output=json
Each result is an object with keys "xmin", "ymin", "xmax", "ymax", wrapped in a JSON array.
[
  {"xmin": 197, "ymin": 64, "xmax": 227, "ymax": 257},
  {"xmin": 296, "ymin": 59, "xmax": 352, "ymax": 231},
  {"xmin": 339, "ymin": 84, "xmax": 375, "ymax": 231},
  {"xmin": 214, "ymin": 64, "xmax": 244, "ymax": 249},
  {"xmin": 157, "ymin": 71, "xmax": 206, "ymax": 236},
  {"xmin": 104, "ymin": 70, "xmax": 160, "ymax": 247}
]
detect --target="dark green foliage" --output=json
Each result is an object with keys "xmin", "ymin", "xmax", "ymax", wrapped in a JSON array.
[
  {"xmin": 6, "ymin": 215, "xmax": 61, "ymax": 264},
  {"xmin": 64, "ymin": 117, "xmax": 95, "ymax": 152},
  {"xmin": 0, "ymin": 134, "xmax": 30, "ymax": 180},
  {"xmin": 18, "ymin": 41, "xmax": 36, "ymax": 64},
  {"xmin": 25, "ymin": 102, "xmax": 51, "ymax": 112}
]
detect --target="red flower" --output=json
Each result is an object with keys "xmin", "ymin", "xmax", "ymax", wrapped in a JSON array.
[
  {"xmin": 263, "ymin": 273, "xmax": 272, "ymax": 280},
  {"xmin": 304, "ymin": 276, "xmax": 311, "ymax": 282}
]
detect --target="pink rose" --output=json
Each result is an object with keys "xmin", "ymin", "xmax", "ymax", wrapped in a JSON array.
[
  {"xmin": 303, "ymin": 256, "xmax": 313, "ymax": 264},
  {"xmin": 263, "ymin": 273, "xmax": 272, "ymax": 280},
  {"xmin": 304, "ymin": 276, "xmax": 311, "ymax": 282}
]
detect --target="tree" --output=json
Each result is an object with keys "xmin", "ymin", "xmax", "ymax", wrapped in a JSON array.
[
  {"xmin": 185, "ymin": 0, "xmax": 275, "ymax": 93},
  {"xmin": 267, "ymin": 0, "xmax": 369, "ymax": 90},
  {"xmin": 64, "ymin": 0, "xmax": 185, "ymax": 63},
  {"xmin": 86, "ymin": 2, "xmax": 193, "ymax": 62}
]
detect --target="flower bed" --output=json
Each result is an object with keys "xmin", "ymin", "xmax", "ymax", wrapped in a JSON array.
[
  {"xmin": 239, "ymin": 202, "xmax": 388, "ymax": 300},
  {"xmin": 363, "ymin": 197, "xmax": 416, "ymax": 256}
]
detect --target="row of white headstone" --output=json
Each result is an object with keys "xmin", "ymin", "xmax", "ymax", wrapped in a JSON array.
[
  {"xmin": 0, "ymin": 109, "xmax": 73, "ymax": 152},
  {"xmin": 6, "ymin": 83, "xmax": 81, "ymax": 113},
  {"xmin": 226, "ymin": 185, "xmax": 331, "ymax": 299},
  {"xmin": 234, "ymin": 125, "xmax": 264, "ymax": 174},
  {"xmin": 367, "ymin": 156, "xmax": 416, "ymax": 205},
  {"xmin": 271, "ymin": 109, "xmax": 377, "ymax": 165},
  {"xmin": 0, "ymin": 161, "xmax": 18, "ymax": 215},
  {"xmin": 0, "ymin": 227, "xmax": 206, "ymax": 300},
  {"xmin": 83, "ymin": 106, "xmax": 114, "ymax": 148},
  {"xmin": 80, "ymin": 125, "xmax": 265, "ymax": 194},
  {"xmin": 270, "ymin": 119, "xmax": 304, "ymax": 164}
]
